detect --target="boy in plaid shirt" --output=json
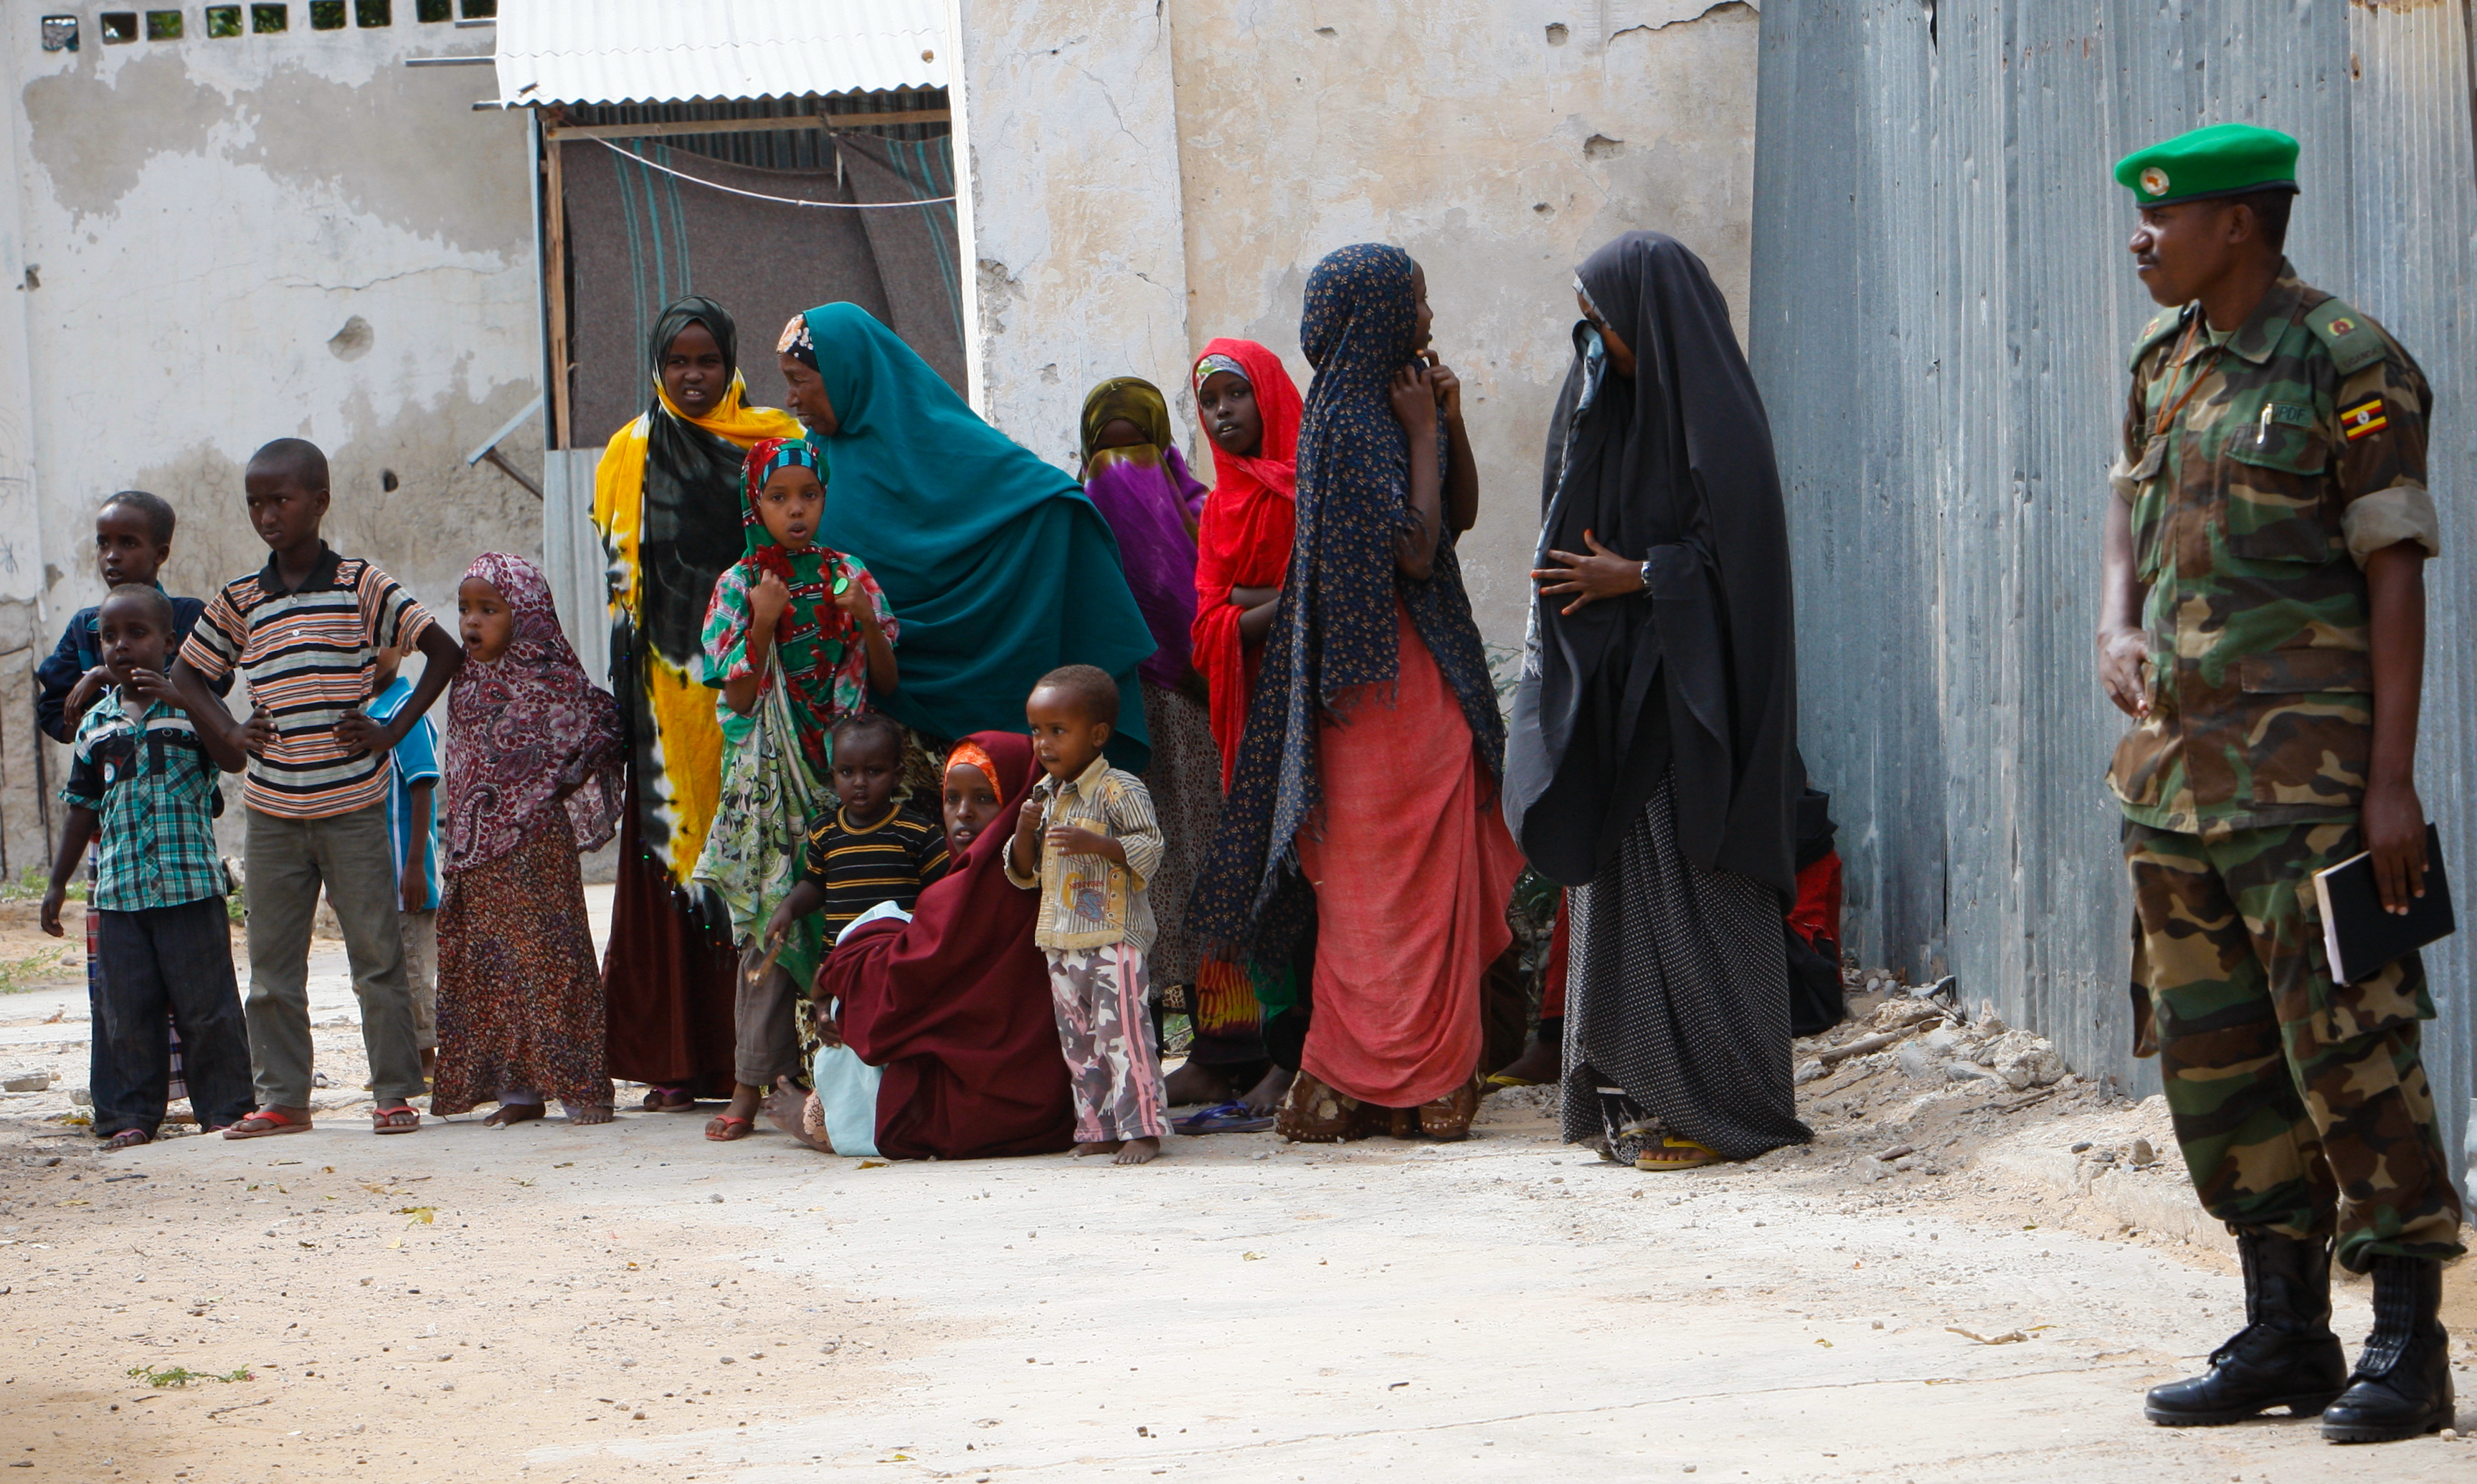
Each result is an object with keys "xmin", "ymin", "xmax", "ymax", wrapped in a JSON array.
[{"xmin": 41, "ymin": 585, "xmax": 251, "ymax": 1148}]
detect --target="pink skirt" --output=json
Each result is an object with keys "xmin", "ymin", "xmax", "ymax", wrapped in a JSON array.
[{"xmin": 1295, "ymin": 601, "xmax": 1524, "ymax": 1107}]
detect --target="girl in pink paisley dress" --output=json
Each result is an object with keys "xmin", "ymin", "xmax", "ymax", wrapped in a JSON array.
[{"xmin": 428, "ymin": 553, "xmax": 627, "ymax": 1126}]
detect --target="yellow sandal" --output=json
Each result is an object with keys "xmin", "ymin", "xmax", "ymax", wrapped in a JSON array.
[{"xmin": 1634, "ymin": 1133, "xmax": 1723, "ymax": 1171}]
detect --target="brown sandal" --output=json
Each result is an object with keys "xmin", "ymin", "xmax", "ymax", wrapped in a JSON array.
[
  {"xmin": 1274, "ymin": 1072, "xmax": 1360, "ymax": 1143},
  {"xmin": 1418, "ymin": 1075, "xmax": 1482, "ymax": 1142}
]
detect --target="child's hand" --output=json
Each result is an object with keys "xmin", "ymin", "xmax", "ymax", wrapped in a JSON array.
[
  {"xmin": 1012, "ymin": 795, "xmax": 1045, "ymax": 842},
  {"xmin": 764, "ymin": 898, "xmax": 797, "ymax": 946},
  {"xmin": 750, "ymin": 570, "xmax": 792, "ymax": 634},
  {"xmin": 400, "ymin": 871, "xmax": 426, "ymax": 914},
  {"xmin": 242, "ymin": 706, "xmax": 278, "ymax": 758},
  {"xmin": 833, "ymin": 580, "xmax": 876, "ymax": 627},
  {"xmin": 1388, "ymin": 363, "xmax": 1439, "ymax": 437},
  {"xmin": 120, "ymin": 666, "xmax": 181, "ymax": 709},
  {"xmin": 334, "ymin": 710, "xmax": 390, "ymax": 755},
  {"xmin": 38, "ymin": 885, "xmax": 64, "ymax": 938},
  {"xmin": 65, "ymin": 664, "xmax": 112, "ymax": 719},
  {"xmin": 1424, "ymin": 355, "xmax": 1464, "ymax": 422},
  {"xmin": 1046, "ymin": 822, "xmax": 1113, "ymax": 858}
]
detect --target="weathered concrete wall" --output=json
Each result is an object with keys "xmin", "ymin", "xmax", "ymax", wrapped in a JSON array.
[
  {"xmin": 955, "ymin": 0, "xmax": 1761, "ymax": 652},
  {"xmin": 1172, "ymin": 1, "xmax": 1760, "ymax": 650},
  {"xmin": 955, "ymin": 0, "xmax": 1193, "ymax": 472},
  {"xmin": 2, "ymin": 5, "xmax": 541, "ymax": 862}
]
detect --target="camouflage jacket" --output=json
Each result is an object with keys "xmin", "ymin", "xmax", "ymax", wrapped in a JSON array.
[{"xmin": 2107, "ymin": 262, "xmax": 2437, "ymax": 834}]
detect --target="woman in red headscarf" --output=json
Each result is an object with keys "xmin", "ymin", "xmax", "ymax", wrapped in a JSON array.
[
  {"xmin": 1178, "ymin": 339, "xmax": 1309, "ymax": 1118},
  {"xmin": 1189, "ymin": 339, "xmax": 1304, "ymax": 786}
]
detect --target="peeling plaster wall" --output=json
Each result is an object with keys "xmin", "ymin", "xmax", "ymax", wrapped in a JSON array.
[
  {"xmin": 956, "ymin": 0, "xmax": 1760, "ymax": 652},
  {"xmin": 957, "ymin": 1, "xmax": 1193, "ymax": 472},
  {"xmin": 2, "ymin": 7, "xmax": 541, "ymax": 865}
]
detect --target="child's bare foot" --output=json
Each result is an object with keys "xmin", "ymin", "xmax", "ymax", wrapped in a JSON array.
[
  {"xmin": 1113, "ymin": 1137, "xmax": 1161, "ymax": 1166},
  {"xmin": 762, "ymin": 1076, "xmax": 828, "ymax": 1151},
  {"xmin": 1240, "ymin": 1065, "xmax": 1297, "ymax": 1116},
  {"xmin": 1161, "ymin": 1060, "xmax": 1232, "ymax": 1108},
  {"xmin": 1071, "ymin": 1140, "xmax": 1124, "ymax": 1158},
  {"xmin": 483, "ymin": 1103, "xmax": 544, "ymax": 1127},
  {"xmin": 563, "ymin": 1103, "xmax": 613, "ymax": 1126}
]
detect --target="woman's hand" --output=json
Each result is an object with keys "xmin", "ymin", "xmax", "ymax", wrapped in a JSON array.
[
  {"xmin": 807, "ymin": 994, "xmax": 845, "ymax": 1050},
  {"xmin": 1388, "ymin": 363, "xmax": 1439, "ymax": 439},
  {"xmin": 750, "ymin": 570, "xmax": 791, "ymax": 637},
  {"xmin": 1530, "ymin": 530, "xmax": 1646, "ymax": 615}
]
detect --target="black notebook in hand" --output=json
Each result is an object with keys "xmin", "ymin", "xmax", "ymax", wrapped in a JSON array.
[{"xmin": 2313, "ymin": 823, "xmax": 2455, "ymax": 985}]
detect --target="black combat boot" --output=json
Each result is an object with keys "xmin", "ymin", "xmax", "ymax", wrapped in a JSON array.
[
  {"xmin": 2321, "ymin": 1254, "xmax": 2454, "ymax": 1443},
  {"xmin": 2144, "ymin": 1229, "xmax": 2347, "ymax": 1425}
]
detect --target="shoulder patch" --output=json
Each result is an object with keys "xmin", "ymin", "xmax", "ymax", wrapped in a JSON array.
[
  {"xmin": 2128, "ymin": 305, "xmax": 2189, "ymax": 371},
  {"xmin": 2306, "ymin": 298, "xmax": 2387, "ymax": 376}
]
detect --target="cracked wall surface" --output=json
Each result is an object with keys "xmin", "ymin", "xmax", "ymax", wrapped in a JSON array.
[
  {"xmin": 958, "ymin": 0, "xmax": 1194, "ymax": 471},
  {"xmin": 1, "ymin": 11, "xmax": 541, "ymax": 867},
  {"xmin": 959, "ymin": 0, "xmax": 1761, "ymax": 651}
]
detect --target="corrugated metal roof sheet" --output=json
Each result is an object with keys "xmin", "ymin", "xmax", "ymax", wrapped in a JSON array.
[{"xmin": 493, "ymin": 0, "xmax": 948, "ymax": 107}]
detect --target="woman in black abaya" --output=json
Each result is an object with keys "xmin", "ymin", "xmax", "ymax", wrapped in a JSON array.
[{"xmin": 1505, "ymin": 232, "xmax": 1811, "ymax": 1170}]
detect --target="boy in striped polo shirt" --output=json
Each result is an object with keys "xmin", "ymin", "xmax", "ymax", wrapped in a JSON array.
[{"xmin": 171, "ymin": 439, "xmax": 466, "ymax": 1137}]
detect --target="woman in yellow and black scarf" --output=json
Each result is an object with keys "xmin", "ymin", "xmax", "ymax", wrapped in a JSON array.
[{"xmin": 594, "ymin": 297, "xmax": 805, "ymax": 1112}]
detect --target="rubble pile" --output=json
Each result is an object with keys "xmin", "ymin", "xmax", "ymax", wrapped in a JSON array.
[{"xmin": 1797, "ymin": 983, "xmax": 2071, "ymax": 1094}]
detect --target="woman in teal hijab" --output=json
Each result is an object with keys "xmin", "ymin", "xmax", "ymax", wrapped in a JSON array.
[{"xmin": 777, "ymin": 304, "xmax": 1153, "ymax": 767}]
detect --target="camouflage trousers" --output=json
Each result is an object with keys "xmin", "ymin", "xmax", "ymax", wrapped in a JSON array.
[{"xmin": 2123, "ymin": 819, "xmax": 2465, "ymax": 1272}]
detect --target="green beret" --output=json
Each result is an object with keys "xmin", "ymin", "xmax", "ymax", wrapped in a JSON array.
[{"xmin": 2114, "ymin": 123, "xmax": 2301, "ymax": 207}]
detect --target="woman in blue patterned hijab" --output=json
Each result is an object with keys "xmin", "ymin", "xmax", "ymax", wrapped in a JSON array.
[{"xmin": 1188, "ymin": 243, "xmax": 1522, "ymax": 1143}]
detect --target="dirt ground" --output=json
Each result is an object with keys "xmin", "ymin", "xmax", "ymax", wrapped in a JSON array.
[{"xmin": 1, "ymin": 895, "xmax": 2471, "ymax": 1482}]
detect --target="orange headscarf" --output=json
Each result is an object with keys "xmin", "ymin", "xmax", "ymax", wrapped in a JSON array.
[{"xmin": 944, "ymin": 741, "xmax": 1005, "ymax": 811}]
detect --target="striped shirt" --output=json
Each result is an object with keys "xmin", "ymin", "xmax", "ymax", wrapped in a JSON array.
[
  {"xmin": 800, "ymin": 806, "xmax": 949, "ymax": 938},
  {"xmin": 178, "ymin": 546, "xmax": 436, "ymax": 819},
  {"xmin": 60, "ymin": 691, "xmax": 227, "ymax": 913}
]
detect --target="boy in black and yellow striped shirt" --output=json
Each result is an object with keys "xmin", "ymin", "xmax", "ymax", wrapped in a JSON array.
[{"xmin": 767, "ymin": 713, "xmax": 949, "ymax": 953}]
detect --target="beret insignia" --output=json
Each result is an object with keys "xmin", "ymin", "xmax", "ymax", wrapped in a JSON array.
[{"xmin": 2139, "ymin": 166, "xmax": 2170, "ymax": 197}]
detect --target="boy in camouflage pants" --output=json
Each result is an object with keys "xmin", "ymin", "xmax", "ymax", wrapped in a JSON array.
[{"xmin": 2098, "ymin": 124, "xmax": 2462, "ymax": 1444}]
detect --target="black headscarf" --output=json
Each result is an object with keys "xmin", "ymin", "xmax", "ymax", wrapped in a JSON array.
[
  {"xmin": 1503, "ymin": 233, "xmax": 1800, "ymax": 895},
  {"xmin": 1188, "ymin": 243, "xmax": 1503, "ymax": 956},
  {"xmin": 635, "ymin": 296, "xmax": 754, "ymax": 670}
]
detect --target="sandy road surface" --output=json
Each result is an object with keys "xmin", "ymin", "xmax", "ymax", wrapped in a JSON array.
[{"xmin": 1, "ymin": 894, "xmax": 2471, "ymax": 1482}]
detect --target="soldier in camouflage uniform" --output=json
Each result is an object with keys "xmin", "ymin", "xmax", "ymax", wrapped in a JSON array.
[{"xmin": 2096, "ymin": 123, "xmax": 2462, "ymax": 1443}]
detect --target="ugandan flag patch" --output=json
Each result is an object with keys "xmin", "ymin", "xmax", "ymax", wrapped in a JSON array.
[{"xmin": 2341, "ymin": 396, "xmax": 2389, "ymax": 441}]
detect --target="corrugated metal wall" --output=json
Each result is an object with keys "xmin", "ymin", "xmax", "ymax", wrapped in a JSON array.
[{"xmin": 1749, "ymin": 0, "xmax": 2477, "ymax": 1184}]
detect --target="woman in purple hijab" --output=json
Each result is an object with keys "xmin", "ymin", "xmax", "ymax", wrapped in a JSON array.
[{"xmin": 1078, "ymin": 376, "xmax": 1241, "ymax": 1084}]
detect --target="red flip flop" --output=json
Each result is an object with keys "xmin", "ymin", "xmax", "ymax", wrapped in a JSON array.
[
  {"xmin": 704, "ymin": 1114, "xmax": 754, "ymax": 1142},
  {"xmin": 222, "ymin": 1108, "xmax": 311, "ymax": 1140}
]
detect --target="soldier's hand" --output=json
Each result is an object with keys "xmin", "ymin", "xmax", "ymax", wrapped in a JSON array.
[
  {"xmin": 2362, "ymin": 779, "xmax": 2428, "ymax": 916},
  {"xmin": 2096, "ymin": 627, "xmax": 2151, "ymax": 718}
]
